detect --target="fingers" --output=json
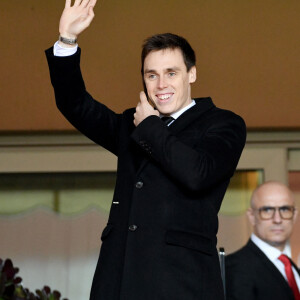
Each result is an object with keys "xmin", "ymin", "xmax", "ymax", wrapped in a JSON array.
[
  {"xmin": 81, "ymin": 0, "xmax": 90, "ymax": 7},
  {"xmin": 65, "ymin": 0, "xmax": 71, "ymax": 8},
  {"xmin": 133, "ymin": 112, "xmax": 138, "ymax": 127},
  {"xmin": 82, "ymin": 0, "xmax": 97, "ymax": 7},
  {"xmin": 74, "ymin": 0, "xmax": 81, "ymax": 6},
  {"xmin": 90, "ymin": 0, "xmax": 97, "ymax": 7},
  {"xmin": 76, "ymin": 0, "xmax": 97, "ymax": 8},
  {"xmin": 140, "ymin": 90, "xmax": 157, "ymax": 109},
  {"xmin": 134, "ymin": 92, "xmax": 159, "ymax": 127},
  {"xmin": 135, "ymin": 101, "xmax": 141, "ymax": 111},
  {"xmin": 80, "ymin": 6, "xmax": 95, "ymax": 27}
]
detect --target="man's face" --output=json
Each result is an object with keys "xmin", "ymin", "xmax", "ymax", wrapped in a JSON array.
[
  {"xmin": 143, "ymin": 48, "xmax": 196, "ymax": 116},
  {"xmin": 247, "ymin": 183, "xmax": 298, "ymax": 251}
]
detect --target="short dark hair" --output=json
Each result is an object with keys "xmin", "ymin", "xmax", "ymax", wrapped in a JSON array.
[{"xmin": 141, "ymin": 33, "xmax": 196, "ymax": 75}]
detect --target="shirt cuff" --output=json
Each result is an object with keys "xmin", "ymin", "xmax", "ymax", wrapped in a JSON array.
[{"xmin": 53, "ymin": 41, "xmax": 78, "ymax": 57}]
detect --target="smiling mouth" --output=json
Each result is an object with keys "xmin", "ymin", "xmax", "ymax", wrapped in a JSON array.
[{"xmin": 156, "ymin": 93, "xmax": 173, "ymax": 101}]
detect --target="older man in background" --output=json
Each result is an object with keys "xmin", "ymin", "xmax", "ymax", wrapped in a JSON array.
[{"xmin": 226, "ymin": 181, "xmax": 300, "ymax": 300}]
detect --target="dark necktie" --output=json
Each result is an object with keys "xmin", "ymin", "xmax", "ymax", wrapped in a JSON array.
[
  {"xmin": 278, "ymin": 254, "xmax": 300, "ymax": 300},
  {"xmin": 161, "ymin": 116, "xmax": 174, "ymax": 126}
]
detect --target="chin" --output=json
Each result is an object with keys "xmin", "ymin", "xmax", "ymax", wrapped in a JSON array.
[
  {"xmin": 156, "ymin": 107, "xmax": 173, "ymax": 115},
  {"xmin": 269, "ymin": 238, "xmax": 286, "ymax": 245}
]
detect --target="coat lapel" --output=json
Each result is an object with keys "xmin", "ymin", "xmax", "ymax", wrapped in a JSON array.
[
  {"xmin": 168, "ymin": 97, "xmax": 215, "ymax": 134},
  {"xmin": 291, "ymin": 257, "xmax": 300, "ymax": 276},
  {"xmin": 247, "ymin": 240, "xmax": 295, "ymax": 297}
]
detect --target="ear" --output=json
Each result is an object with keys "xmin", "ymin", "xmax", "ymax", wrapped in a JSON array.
[
  {"xmin": 188, "ymin": 66, "xmax": 197, "ymax": 83},
  {"xmin": 247, "ymin": 208, "xmax": 256, "ymax": 226},
  {"xmin": 292, "ymin": 207, "xmax": 298, "ymax": 224}
]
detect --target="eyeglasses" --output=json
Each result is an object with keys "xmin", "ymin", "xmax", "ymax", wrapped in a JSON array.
[{"xmin": 257, "ymin": 206, "xmax": 295, "ymax": 220}]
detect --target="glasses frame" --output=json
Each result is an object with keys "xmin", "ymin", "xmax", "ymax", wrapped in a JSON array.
[{"xmin": 256, "ymin": 205, "xmax": 295, "ymax": 220}]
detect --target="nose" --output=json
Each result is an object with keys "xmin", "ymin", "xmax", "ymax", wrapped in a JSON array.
[
  {"xmin": 157, "ymin": 76, "xmax": 167, "ymax": 89},
  {"xmin": 273, "ymin": 209, "xmax": 282, "ymax": 223}
]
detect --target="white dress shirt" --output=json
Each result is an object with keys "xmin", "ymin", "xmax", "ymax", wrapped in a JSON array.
[
  {"xmin": 53, "ymin": 41, "xmax": 78, "ymax": 56},
  {"xmin": 161, "ymin": 100, "xmax": 196, "ymax": 126},
  {"xmin": 251, "ymin": 233, "xmax": 300, "ymax": 291}
]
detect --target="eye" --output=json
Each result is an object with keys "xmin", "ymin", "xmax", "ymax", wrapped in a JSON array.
[
  {"xmin": 147, "ymin": 74, "xmax": 157, "ymax": 80},
  {"xmin": 261, "ymin": 207, "xmax": 273, "ymax": 213},
  {"xmin": 280, "ymin": 206, "xmax": 292, "ymax": 212},
  {"xmin": 168, "ymin": 72, "xmax": 176, "ymax": 77}
]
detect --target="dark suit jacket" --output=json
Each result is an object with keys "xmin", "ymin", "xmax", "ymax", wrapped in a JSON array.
[
  {"xmin": 46, "ymin": 47, "xmax": 246, "ymax": 300},
  {"xmin": 226, "ymin": 239, "xmax": 300, "ymax": 300}
]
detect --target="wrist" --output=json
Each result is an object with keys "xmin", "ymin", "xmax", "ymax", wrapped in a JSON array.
[
  {"xmin": 59, "ymin": 29, "xmax": 77, "ymax": 40},
  {"xmin": 58, "ymin": 35, "xmax": 77, "ymax": 47}
]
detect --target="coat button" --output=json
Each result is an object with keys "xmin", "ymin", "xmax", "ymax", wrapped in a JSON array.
[
  {"xmin": 129, "ymin": 224, "xmax": 138, "ymax": 231},
  {"xmin": 135, "ymin": 181, "xmax": 143, "ymax": 189}
]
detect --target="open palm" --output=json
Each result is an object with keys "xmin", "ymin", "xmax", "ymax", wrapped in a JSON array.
[{"xmin": 59, "ymin": 0, "xmax": 97, "ymax": 39}]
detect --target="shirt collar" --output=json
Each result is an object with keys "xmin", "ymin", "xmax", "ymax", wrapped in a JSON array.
[
  {"xmin": 251, "ymin": 233, "xmax": 290, "ymax": 263},
  {"xmin": 160, "ymin": 99, "xmax": 196, "ymax": 119}
]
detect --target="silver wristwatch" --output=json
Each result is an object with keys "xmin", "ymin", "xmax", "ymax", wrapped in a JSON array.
[{"xmin": 59, "ymin": 35, "xmax": 77, "ymax": 45}]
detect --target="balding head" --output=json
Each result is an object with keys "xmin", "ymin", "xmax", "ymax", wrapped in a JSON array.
[
  {"xmin": 250, "ymin": 181, "xmax": 295, "ymax": 209},
  {"xmin": 247, "ymin": 181, "xmax": 297, "ymax": 251}
]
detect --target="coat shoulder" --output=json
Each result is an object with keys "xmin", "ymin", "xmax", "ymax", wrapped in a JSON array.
[
  {"xmin": 226, "ymin": 244, "xmax": 255, "ymax": 270},
  {"xmin": 212, "ymin": 106, "xmax": 246, "ymax": 127}
]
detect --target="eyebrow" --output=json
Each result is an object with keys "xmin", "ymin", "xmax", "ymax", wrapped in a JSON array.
[
  {"xmin": 260, "ymin": 205, "xmax": 294, "ymax": 209},
  {"xmin": 144, "ymin": 67, "xmax": 181, "ymax": 74}
]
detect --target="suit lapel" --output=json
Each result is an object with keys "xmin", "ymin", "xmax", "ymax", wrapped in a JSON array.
[
  {"xmin": 169, "ymin": 97, "xmax": 215, "ymax": 134},
  {"xmin": 291, "ymin": 258, "xmax": 300, "ymax": 276},
  {"xmin": 247, "ymin": 240, "xmax": 295, "ymax": 297}
]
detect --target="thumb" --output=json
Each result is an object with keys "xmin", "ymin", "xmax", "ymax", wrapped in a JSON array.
[{"xmin": 139, "ymin": 91, "xmax": 148, "ymax": 103}]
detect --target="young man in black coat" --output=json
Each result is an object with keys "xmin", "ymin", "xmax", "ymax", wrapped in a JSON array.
[
  {"xmin": 46, "ymin": 1, "xmax": 246, "ymax": 299},
  {"xmin": 226, "ymin": 181, "xmax": 300, "ymax": 300}
]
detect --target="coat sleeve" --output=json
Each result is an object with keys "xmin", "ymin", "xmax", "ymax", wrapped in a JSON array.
[
  {"xmin": 45, "ymin": 47, "xmax": 121, "ymax": 156},
  {"xmin": 131, "ymin": 111, "xmax": 246, "ymax": 192}
]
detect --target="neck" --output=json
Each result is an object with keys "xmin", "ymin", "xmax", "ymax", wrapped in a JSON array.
[{"xmin": 267, "ymin": 240, "xmax": 286, "ymax": 252}]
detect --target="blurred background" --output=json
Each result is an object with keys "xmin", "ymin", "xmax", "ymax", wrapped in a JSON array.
[{"xmin": 0, "ymin": 0, "xmax": 299, "ymax": 299}]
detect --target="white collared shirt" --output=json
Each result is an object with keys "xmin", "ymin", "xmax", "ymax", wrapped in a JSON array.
[
  {"xmin": 160, "ymin": 100, "xmax": 196, "ymax": 126},
  {"xmin": 251, "ymin": 233, "xmax": 300, "ymax": 290}
]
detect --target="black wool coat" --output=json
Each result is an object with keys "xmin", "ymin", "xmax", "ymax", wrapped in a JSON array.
[
  {"xmin": 46, "ymin": 47, "xmax": 246, "ymax": 300},
  {"xmin": 226, "ymin": 240, "xmax": 300, "ymax": 300}
]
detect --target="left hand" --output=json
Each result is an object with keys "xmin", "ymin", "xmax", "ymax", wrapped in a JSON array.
[
  {"xmin": 134, "ymin": 91, "xmax": 159, "ymax": 126},
  {"xmin": 59, "ymin": 0, "xmax": 97, "ymax": 40}
]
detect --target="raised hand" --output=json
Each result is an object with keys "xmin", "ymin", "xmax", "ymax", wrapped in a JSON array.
[
  {"xmin": 59, "ymin": 0, "xmax": 97, "ymax": 39},
  {"xmin": 134, "ymin": 91, "xmax": 159, "ymax": 127}
]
